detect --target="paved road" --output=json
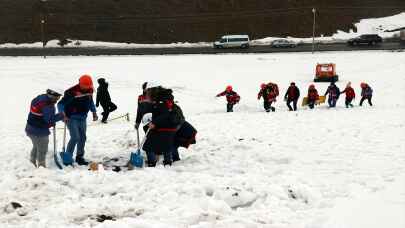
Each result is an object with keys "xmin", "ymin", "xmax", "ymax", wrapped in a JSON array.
[{"xmin": 0, "ymin": 42, "xmax": 403, "ymax": 56}]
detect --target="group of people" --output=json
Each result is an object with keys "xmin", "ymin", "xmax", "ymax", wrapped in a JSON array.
[
  {"xmin": 25, "ymin": 75, "xmax": 197, "ymax": 168},
  {"xmin": 216, "ymin": 81, "xmax": 373, "ymax": 112}
]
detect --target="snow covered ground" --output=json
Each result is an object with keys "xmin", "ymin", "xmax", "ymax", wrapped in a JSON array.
[
  {"xmin": 0, "ymin": 51, "xmax": 404, "ymax": 228},
  {"xmin": 1, "ymin": 12, "xmax": 403, "ymax": 48}
]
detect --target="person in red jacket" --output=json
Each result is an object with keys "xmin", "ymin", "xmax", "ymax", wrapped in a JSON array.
[
  {"xmin": 284, "ymin": 82, "xmax": 300, "ymax": 111},
  {"xmin": 307, "ymin": 84, "xmax": 319, "ymax": 109},
  {"xmin": 216, "ymin": 85, "xmax": 240, "ymax": 112},
  {"xmin": 340, "ymin": 82, "xmax": 355, "ymax": 108},
  {"xmin": 258, "ymin": 82, "xmax": 279, "ymax": 112}
]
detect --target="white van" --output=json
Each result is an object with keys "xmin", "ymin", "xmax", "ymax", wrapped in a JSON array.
[{"xmin": 213, "ymin": 35, "xmax": 250, "ymax": 49}]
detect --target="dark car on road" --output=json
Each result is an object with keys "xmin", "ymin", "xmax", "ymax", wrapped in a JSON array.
[
  {"xmin": 347, "ymin": 34, "xmax": 383, "ymax": 46},
  {"xmin": 271, "ymin": 39, "xmax": 297, "ymax": 48}
]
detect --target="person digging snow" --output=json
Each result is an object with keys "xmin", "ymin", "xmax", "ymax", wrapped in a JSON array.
[
  {"xmin": 96, "ymin": 78, "xmax": 117, "ymax": 123},
  {"xmin": 324, "ymin": 81, "xmax": 340, "ymax": 108},
  {"xmin": 258, "ymin": 82, "xmax": 279, "ymax": 112},
  {"xmin": 142, "ymin": 86, "xmax": 182, "ymax": 167},
  {"xmin": 216, "ymin": 85, "xmax": 240, "ymax": 112},
  {"xmin": 25, "ymin": 89, "xmax": 64, "ymax": 168},
  {"xmin": 307, "ymin": 84, "xmax": 320, "ymax": 109},
  {"xmin": 360, "ymin": 82, "xmax": 373, "ymax": 106},
  {"xmin": 340, "ymin": 82, "xmax": 355, "ymax": 108},
  {"xmin": 57, "ymin": 75, "xmax": 98, "ymax": 166},
  {"xmin": 284, "ymin": 82, "xmax": 300, "ymax": 111}
]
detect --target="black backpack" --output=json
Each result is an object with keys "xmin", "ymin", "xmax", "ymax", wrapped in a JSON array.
[{"xmin": 171, "ymin": 103, "xmax": 185, "ymax": 126}]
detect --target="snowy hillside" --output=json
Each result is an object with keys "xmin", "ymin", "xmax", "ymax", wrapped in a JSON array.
[{"xmin": 0, "ymin": 51, "xmax": 404, "ymax": 228}]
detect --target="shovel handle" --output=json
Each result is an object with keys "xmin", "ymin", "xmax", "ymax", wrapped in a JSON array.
[
  {"xmin": 62, "ymin": 123, "xmax": 67, "ymax": 152},
  {"xmin": 136, "ymin": 128, "xmax": 140, "ymax": 150}
]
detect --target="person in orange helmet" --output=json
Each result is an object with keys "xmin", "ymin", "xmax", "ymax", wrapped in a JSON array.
[
  {"xmin": 57, "ymin": 74, "xmax": 98, "ymax": 166},
  {"xmin": 216, "ymin": 85, "xmax": 240, "ymax": 112}
]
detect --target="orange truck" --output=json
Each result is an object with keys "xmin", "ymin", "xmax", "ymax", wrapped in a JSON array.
[{"xmin": 314, "ymin": 63, "xmax": 339, "ymax": 82}]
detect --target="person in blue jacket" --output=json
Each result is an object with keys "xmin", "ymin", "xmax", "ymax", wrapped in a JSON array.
[
  {"xmin": 324, "ymin": 81, "xmax": 340, "ymax": 108},
  {"xmin": 25, "ymin": 89, "xmax": 64, "ymax": 168},
  {"xmin": 58, "ymin": 75, "xmax": 98, "ymax": 166}
]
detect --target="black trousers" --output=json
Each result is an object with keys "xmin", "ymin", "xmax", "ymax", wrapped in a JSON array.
[
  {"xmin": 101, "ymin": 101, "xmax": 117, "ymax": 122},
  {"xmin": 308, "ymin": 99, "xmax": 316, "ymax": 109},
  {"xmin": 227, "ymin": 103, "xmax": 234, "ymax": 112},
  {"xmin": 287, "ymin": 99, "xmax": 298, "ymax": 111},
  {"xmin": 263, "ymin": 101, "xmax": 275, "ymax": 112},
  {"xmin": 345, "ymin": 98, "xmax": 354, "ymax": 107},
  {"xmin": 360, "ymin": 96, "xmax": 372, "ymax": 106}
]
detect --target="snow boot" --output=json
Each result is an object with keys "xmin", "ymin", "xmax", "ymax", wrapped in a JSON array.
[
  {"xmin": 76, "ymin": 157, "xmax": 89, "ymax": 166},
  {"xmin": 61, "ymin": 152, "xmax": 74, "ymax": 166}
]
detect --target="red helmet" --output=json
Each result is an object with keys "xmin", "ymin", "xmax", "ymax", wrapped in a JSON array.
[
  {"xmin": 79, "ymin": 74, "xmax": 93, "ymax": 89},
  {"xmin": 360, "ymin": 82, "xmax": 367, "ymax": 88},
  {"xmin": 309, "ymin": 84, "xmax": 315, "ymax": 88},
  {"xmin": 226, "ymin": 85, "xmax": 233, "ymax": 91},
  {"xmin": 260, "ymin": 83, "xmax": 266, "ymax": 89}
]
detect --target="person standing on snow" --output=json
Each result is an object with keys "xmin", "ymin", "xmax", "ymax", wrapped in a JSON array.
[
  {"xmin": 360, "ymin": 82, "xmax": 373, "ymax": 106},
  {"xmin": 135, "ymin": 82, "xmax": 153, "ymax": 132},
  {"xmin": 307, "ymin": 84, "xmax": 319, "ymax": 109},
  {"xmin": 340, "ymin": 82, "xmax": 355, "ymax": 108},
  {"xmin": 324, "ymin": 81, "xmax": 340, "ymax": 108},
  {"xmin": 96, "ymin": 78, "xmax": 117, "ymax": 123},
  {"xmin": 58, "ymin": 75, "xmax": 98, "ymax": 166},
  {"xmin": 216, "ymin": 85, "xmax": 240, "ymax": 112},
  {"xmin": 258, "ymin": 82, "xmax": 279, "ymax": 112},
  {"xmin": 25, "ymin": 89, "xmax": 64, "ymax": 168},
  {"xmin": 284, "ymin": 82, "xmax": 300, "ymax": 111},
  {"xmin": 142, "ymin": 87, "xmax": 181, "ymax": 167}
]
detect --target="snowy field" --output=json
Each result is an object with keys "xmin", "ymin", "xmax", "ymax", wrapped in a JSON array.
[{"xmin": 0, "ymin": 51, "xmax": 405, "ymax": 228}]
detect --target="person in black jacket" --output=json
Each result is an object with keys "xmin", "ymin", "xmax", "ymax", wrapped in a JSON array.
[
  {"xmin": 96, "ymin": 78, "xmax": 117, "ymax": 123},
  {"xmin": 142, "ymin": 86, "xmax": 180, "ymax": 167},
  {"xmin": 284, "ymin": 82, "xmax": 300, "ymax": 111}
]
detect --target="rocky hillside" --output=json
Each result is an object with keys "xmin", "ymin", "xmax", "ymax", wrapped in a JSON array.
[{"xmin": 0, "ymin": 0, "xmax": 404, "ymax": 44}]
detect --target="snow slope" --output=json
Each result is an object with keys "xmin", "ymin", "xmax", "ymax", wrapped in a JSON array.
[{"xmin": 0, "ymin": 51, "xmax": 404, "ymax": 228}]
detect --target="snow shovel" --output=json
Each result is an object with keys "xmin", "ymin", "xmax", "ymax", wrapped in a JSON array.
[
  {"xmin": 53, "ymin": 126, "xmax": 63, "ymax": 169},
  {"xmin": 129, "ymin": 128, "xmax": 150, "ymax": 168},
  {"xmin": 59, "ymin": 123, "xmax": 73, "ymax": 166}
]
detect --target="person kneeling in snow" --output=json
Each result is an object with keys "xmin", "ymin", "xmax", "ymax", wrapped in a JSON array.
[
  {"xmin": 340, "ymin": 82, "xmax": 355, "ymax": 108},
  {"xmin": 324, "ymin": 81, "xmax": 340, "ymax": 108},
  {"xmin": 58, "ymin": 75, "xmax": 98, "ymax": 166},
  {"xmin": 96, "ymin": 78, "xmax": 117, "ymax": 123},
  {"xmin": 307, "ymin": 84, "xmax": 319, "ymax": 109},
  {"xmin": 25, "ymin": 89, "xmax": 64, "ymax": 167},
  {"xmin": 360, "ymin": 82, "xmax": 373, "ymax": 106},
  {"xmin": 216, "ymin": 86, "xmax": 240, "ymax": 112}
]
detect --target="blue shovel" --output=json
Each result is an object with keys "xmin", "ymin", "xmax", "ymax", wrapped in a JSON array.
[{"xmin": 129, "ymin": 128, "xmax": 149, "ymax": 168}]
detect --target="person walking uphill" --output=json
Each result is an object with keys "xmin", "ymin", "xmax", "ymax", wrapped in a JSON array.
[
  {"xmin": 284, "ymin": 82, "xmax": 300, "ymax": 111},
  {"xmin": 96, "ymin": 78, "xmax": 117, "ymax": 123},
  {"xmin": 340, "ymin": 82, "xmax": 355, "ymax": 108},
  {"xmin": 58, "ymin": 75, "xmax": 98, "ymax": 166},
  {"xmin": 216, "ymin": 86, "xmax": 240, "ymax": 112},
  {"xmin": 360, "ymin": 82, "xmax": 373, "ymax": 106},
  {"xmin": 25, "ymin": 89, "xmax": 64, "ymax": 168},
  {"xmin": 258, "ymin": 82, "xmax": 279, "ymax": 112},
  {"xmin": 307, "ymin": 84, "xmax": 319, "ymax": 109},
  {"xmin": 324, "ymin": 82, "xmax": 340, "ymax": 108}
]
